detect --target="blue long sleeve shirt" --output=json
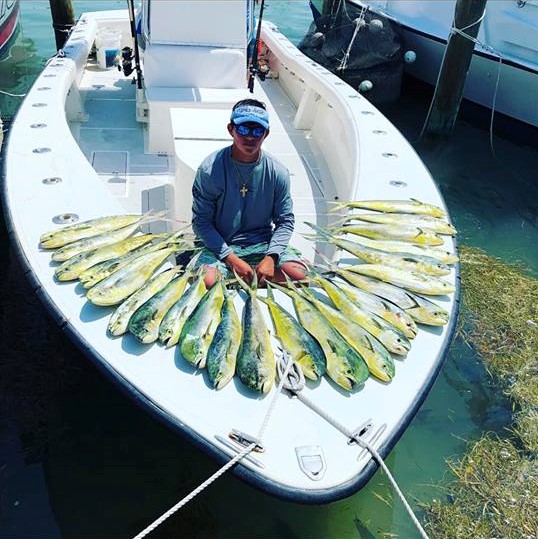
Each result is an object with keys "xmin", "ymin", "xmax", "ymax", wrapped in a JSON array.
[{"xmin": 192, "ymin": 146, "xmax": 294, "ymax": 260}]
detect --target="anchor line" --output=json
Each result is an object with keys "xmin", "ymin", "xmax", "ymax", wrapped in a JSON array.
[
  {"xmin": 131, "ymin": 354, "xmax": 297, "ymax": 539},
  {"xmin": 276, "ymin": 354, "xmax": 432, "ymax": 539}
]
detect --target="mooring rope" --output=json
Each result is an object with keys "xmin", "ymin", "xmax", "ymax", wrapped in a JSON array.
[
  {"xmin": 337, "ymin": 6, "xmax": 368, "ymax": 72},
  {"xmin": 419, "ymin": 7, "xmax": 504, "ymax": 155},
  {"xmin": 277, "ymin": 355, "xmax": 432, "ymax": 539},
  {"xmin": 132, "ymin": 355, "xmax": 297, "ymax": 539}
]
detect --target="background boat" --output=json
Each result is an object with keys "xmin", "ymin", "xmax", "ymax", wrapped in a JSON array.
[
  {"xmin": 0, "ymin": 0, "xmax": 19, "ymax": 57},
  {"xmin": 351, "ymin": 0, "xmax": 538, "ymax": 128}
]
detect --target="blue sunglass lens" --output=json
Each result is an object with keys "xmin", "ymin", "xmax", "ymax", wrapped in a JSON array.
[{"xmin": 236, "ymin": 125, "xmax": 265, "ymax": 138}]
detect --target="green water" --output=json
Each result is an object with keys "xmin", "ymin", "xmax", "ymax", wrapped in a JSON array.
[{"xmin": 1, "ymin": 2, "xmax": 537, "ymax": 538}]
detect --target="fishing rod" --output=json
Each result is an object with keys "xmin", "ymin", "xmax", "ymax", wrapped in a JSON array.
[
  {"xmin": 248, "ymin": 0, "xmax": 267, "ymax": 93},
  {"xmin": 126, "ymin": 0, "xmax": 144, "ymax": 89}
]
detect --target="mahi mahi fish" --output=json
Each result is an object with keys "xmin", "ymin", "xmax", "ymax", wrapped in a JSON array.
[
  {"xmin": 108, "ymin": 266, "xmax": 183, "ymax": 336},
  {"xmin": 329, "ymin": 199, "xmax": 446, "ymax": 218},
  {"xmin": 335, "ymin": 213, "xmax": 457, "ymax": 235},
  {"xmin": 158, "ymin": 267, "xmax": 207, "ymax": 348},
  {"xmin": 333, "ymin": 268, "xmax": 450, "ymax": 325},
  {"xmin": 39, "ymin": 213, "xmax": 148, "ymax": 249},
  {"xmin": 270, "ymin": 279, "xmax": 369, "ymax": 391},
  {"xmin": 128, "ymin": 266, "xmax": 193, "ymax": 344},
  {"xmin": 259, "ymin": 284, "xmax": 326, "ymax": 380},
  {"xmin": 305, "ymin": 223, "xmax": 450, "ymax": 275},
  {"xmin": 206, "ymin": 284, "xmax": 242, "ymax": 389},
  {"xmin": 322, "ymin": 235, "xmax": 459, "ymax": 265},
  {"xmin": 179, "ymin": 277, "xmax": 225, "ymax": 368},
  {"xmin": 328, "ymin": 223, "xmax": 444, "ymax": 246},
  {"xmin": 86, "ymin": 247, "xmax": 178, "ymax": 306},
  {"xmin": 236, "ymin": 274, "xmax": 276, "ymax": 394},
  {"xmin": 79, "ymin": 230, "xmax": 193, "ymax": 288},
  {"xmin": 296, "ymin": 285, "xmax": 396, "ymax": 382},
  {"xmin": 308, "ymin": 273, "xmax": 411, "ymax": 355},
  {"xmin": 54, "ymin": 234, "xmax": 160, "ymax": 281},
  {"xmin": 346, "ymin": 264, "xmax": 455, "ymax": 296}
]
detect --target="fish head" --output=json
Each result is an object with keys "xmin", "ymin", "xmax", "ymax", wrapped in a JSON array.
[
  {"xmin": 409, "ymin": 307, "xmax": 449, "ymax": 326},
  {"xmin": 380, "ymin": 330, "xmax": 411, "ymax": 355},
  {"xmin": 326, "ymin": 353, "xmax": 360, "ymax": 391}
]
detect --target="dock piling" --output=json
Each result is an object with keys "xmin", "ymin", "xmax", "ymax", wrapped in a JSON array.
[{"xmin": 422, "ymin": 0, "xmax": 488, "ymax": 139}]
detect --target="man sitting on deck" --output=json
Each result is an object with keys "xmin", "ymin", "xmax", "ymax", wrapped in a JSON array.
[{"xmin": 192, "ymin": 98, "xmax": 306, "ymax": 288}]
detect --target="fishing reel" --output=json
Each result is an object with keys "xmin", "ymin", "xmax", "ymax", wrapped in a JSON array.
[{"xmin": 118, "ymin": 46, "xmax": 135, "ymax": 76}]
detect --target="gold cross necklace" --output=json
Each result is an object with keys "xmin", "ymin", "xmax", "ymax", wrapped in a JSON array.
[{"xmin": 232, "ymin": 154, "xmax": 260, "ymax": 197}]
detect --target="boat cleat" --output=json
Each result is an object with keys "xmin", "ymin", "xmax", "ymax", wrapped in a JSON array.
[{"xmin": 228, "ymin": 429, "xmax": 265, "ymax": 453}]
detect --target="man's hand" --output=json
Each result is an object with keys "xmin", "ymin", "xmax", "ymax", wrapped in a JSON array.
[
  {"xmin": 256, "ymin": 255, "xmax": 276, "ymax": 286},
  {"xmin": 224, "ymin": 253, "xmax": 254, "ymax": 283}
]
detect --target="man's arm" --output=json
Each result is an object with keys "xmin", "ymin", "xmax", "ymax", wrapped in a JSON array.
[
  {"xmin": 266, "ymin": 168, "xmax": 294, "ymax": 258},
  {"xmin": 191, "ymin": 168, "xmax": 232, "ymax": 260}
]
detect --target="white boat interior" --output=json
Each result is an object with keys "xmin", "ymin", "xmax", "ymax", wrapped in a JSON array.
[
  {"xmin": 3, "ymin": 1, "xmax": 458, "ymax": 502},
  {"xmin": 352, "ymin": 0, "xmax": 538, "ymax": 128}
]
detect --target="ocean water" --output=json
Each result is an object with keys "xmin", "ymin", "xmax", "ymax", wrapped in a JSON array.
[{"xmin": 1, "ymin": 2, "xmax": 537, "ymax": 539}]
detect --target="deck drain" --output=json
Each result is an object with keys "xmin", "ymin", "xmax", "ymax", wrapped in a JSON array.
[
  {"xmin": 389, "ymin": 180, "xmax": 407, "ymax": 187},
  {"xmin": 361, "ymin": 110, "xmax": 374, "ymax": 115},
  {"xmin": 373, "ymin": 130, "xmax": 387, "ymax": 135},
  {"xmin": 33, "ymin": 147, "xmax": 51, "ymax": 154},
  {"xmin": 37, "ymin": 87, "xmax": 51, "ymax": 91},
  {"xmin": 42, "ymin": 177, "xmax": 62, "ymax": 185},
  {"xmin": 30, "ymin": 123, "xmax": 47, "ymax": 129},
  {"xmin": 32, "ymin": 103, "xmax": 48, "ymax": 108},
  {"xmin": 382, "ymin": 152, "xmax": 398, "ymax": 158},
  {"xmin": 53, "ymin": 213, "xmax": 79, "ymax": 224}
]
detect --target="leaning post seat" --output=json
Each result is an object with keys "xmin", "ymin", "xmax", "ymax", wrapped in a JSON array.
[{"xmin": 140, "ymin": 0, "xmax": 254, "ymax": 154}]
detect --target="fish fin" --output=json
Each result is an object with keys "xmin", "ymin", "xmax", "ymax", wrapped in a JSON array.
[
  {"xmin": 326, "ymin": 338, "xmax": 340, "ymax": 355},
  {"xmin": 184, "ymin": 250, "xmax": 203, "ymax": 270},
  {"xmin": 266, "ymin": 283, "xmax": 275, "ymax": 302},
  {"xmin": 303, "ymin": 221, "xmax": 333, "ymax": 240},
  {"xmin": 233, "ymin": 270, "xmax": 251, "ymax": 293}
]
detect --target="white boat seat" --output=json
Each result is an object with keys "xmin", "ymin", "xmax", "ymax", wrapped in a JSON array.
[
  {"xmin": 145, "ymin": 86, "xmax": 251, "ymax": 154},
  {"xmin": 171, "ymin": 107, "xmax": 232, "ymax": 222},
  {"xmin": 143, "ymin": 43, "xmax": 246, "ymax": 89}
]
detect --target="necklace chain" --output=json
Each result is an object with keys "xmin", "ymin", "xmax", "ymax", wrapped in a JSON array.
[{"xmin": 231, "ymin": 152, "xmax": 260, "ymax": 197}]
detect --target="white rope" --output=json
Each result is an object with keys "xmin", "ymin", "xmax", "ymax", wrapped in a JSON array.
[
  {"xmin": 276, "ymin": 362, "xmax": 431, "ymax": 539},
  {"xmin": 0, "ymin": 89, "xmax": 26, "ymax": 98},
  {"xmin": 132, "ymin": 354, "xmax": 296, "ymax": 539},
  {"xmin": 419, "ymin": 8, "xmax": 503, "ymax": 148},
  {"xmin": 337, "ymin": 6, "xmax": 367, "ymax": 72}
]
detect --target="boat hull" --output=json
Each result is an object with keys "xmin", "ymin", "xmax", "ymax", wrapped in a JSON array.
[{"xmin": 2, "ymin": 7, "xmax": 459, "ymax": 503}]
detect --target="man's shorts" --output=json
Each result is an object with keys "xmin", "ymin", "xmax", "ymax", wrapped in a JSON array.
[{"xmin": 194, "ymin": 242, "xmax": 306, "ymax": 280}]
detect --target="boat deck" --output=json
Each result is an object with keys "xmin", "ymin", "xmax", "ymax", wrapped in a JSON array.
[{"xmin": 74, "ymin": 56, "xmax": 335, "ymax": 261}]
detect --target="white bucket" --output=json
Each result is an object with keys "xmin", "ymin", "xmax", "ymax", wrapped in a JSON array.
[{"xmin": 95, "ymin": 29, "xmax": 121, "ymax": 70}]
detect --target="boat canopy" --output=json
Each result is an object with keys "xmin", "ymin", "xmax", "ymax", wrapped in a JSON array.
[
  {"xmin": 140, "ymin": 0, "xmax": 255, "ymax": 48},
  {"xmin": 141, "ymin": 0, "xmax": 255, "ymax": 89}
]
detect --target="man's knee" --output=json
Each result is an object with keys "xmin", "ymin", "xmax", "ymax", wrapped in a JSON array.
[
  {"xmin": 203, "ymin": 265, "xmax": 220, "ymax": 288},
  {"xmin": 280, "ymin": 261, "xmax": 307, "ymax": 281}
]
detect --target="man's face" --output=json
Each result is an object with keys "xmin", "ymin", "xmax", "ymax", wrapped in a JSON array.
[{"xmin": 228, "ymin": 121, "xmax": 269, "ymax": 158}]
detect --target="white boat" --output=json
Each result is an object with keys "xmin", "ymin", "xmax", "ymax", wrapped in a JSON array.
[
  {"xmin": 2, "ymin": 1, "xmax": 458, "ymax": 503},
  {"xmin": 350, "ymin": 0, "xmax": 538, "ymax": 128}
]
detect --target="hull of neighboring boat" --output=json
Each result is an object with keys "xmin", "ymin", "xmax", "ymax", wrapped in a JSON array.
[
  {"xmin": 0, "ymin": 0, "xmax": 19, "ymax": 55},
  {"xmin": 2, "ymin": 7, "xmax": 459, "ymax": 503},
  {"xmin": 351, "ymin": 0, "xmax": 538, "ymax": 128}
]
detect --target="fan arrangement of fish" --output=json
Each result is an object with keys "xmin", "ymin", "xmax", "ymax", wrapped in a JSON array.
[{"xmin": 40, "ymin": 199, "xmax": 458, "ymax": 394}]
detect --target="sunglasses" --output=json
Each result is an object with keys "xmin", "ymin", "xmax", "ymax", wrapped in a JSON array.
[{"xmin": 234, "ymin": 124, "xmax": 266, "ymax": 138}]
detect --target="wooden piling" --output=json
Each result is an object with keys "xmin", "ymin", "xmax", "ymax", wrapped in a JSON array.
[
  {"xmin": 49, "ymin": 0, "xmax": 75, "ymax": 50},
  {"xmin": 422, "ymin": 0, "xmax": 488, "ymax": 139}
]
